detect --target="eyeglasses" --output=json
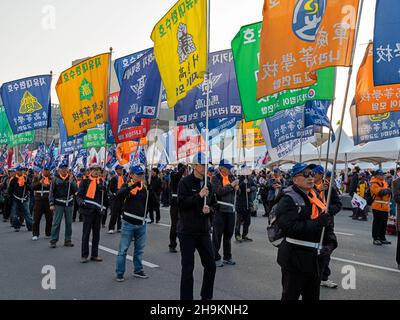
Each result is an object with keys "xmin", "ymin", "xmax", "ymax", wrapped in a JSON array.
[{"xmin": 295, "ymin": 170, "xmax": 315, "ymax": 178}]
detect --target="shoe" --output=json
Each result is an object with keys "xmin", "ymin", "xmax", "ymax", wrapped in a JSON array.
[
  {"xmin": 102, "ymin": 225, "xmax": 106, "ymax": 229},
  {"xmin": 117, "ymin": 229, "xmax": 121, "ymax": 233},
  {"xmin": 90, "ymin": 257, "xmax": 103, "ymax": 262},
  {"xmin": 398, "ymin": 264, "xmax": 400, "ymax": 270},
  {"xmin": 169, "ymin": 247, "xmax": 178, "ymax": 253},
  {"xmin": 64, "ymin": 241, "xmax": 74, "ymax": 247},
  {"xmin": 262, "ymin": 214, "xmax": 268, "ymax": 217},
  {"xmin": 80, "ymin": 257, "xmax": 89, "ymax": 264},
  {"xmin": 133, "ymin": 271, "xmax": 149, "ymax": 279},
  {"xmin": 235, "ymin": 235, "xmax": 243, "ymax": 242},
  {"xmin": 50, "ymin": 242, "xmax": 57, "ymax": 248},
  {"xmin": 223, "ymin": 259, "xmax": 236, "ymax": 266},
  {"xmin": 14, "ymin": 228, "xmax": 20, "ymax": 232},
  {"xmin": 215, "ymin": 260, "xmax": 224, "ymax": 267},
  {"xmin": 321, "ymin": 279, "xmax": 338, "ymax": 289},
  {"xmin": 373, "ymin": 240, "xmax": 382, "ymax": 246},
  {"xmin": 352, "ymin": 217, "xmax": 358, "ymax": 220},
  {"xmin": 108, "ymin": 230, "xmax": 114, "ymax": 234},
  {"xmin": 380, "ymin": 240, "xmax": 391, "ymax": 245},
  {"xmin": 242, "ymin": 236, "xmax": 253, "ymax": 242},
  {"xmin": 116, "ymin": 275, "xmax": 125, "ymax": 282},
  {"xmin": 359, "ymin": 217, "xmax": 367, "ymax": 221},
  {"xmin": 148, "ymin": 221, "xmax": 154, "ymax": 224},
  {"xmin": 32, "ymin": 236, "xmax": 39, "ymax": 241},
  {"xmin": 156, "ymin": 220, "xmax": 160, "ymax": 224}
]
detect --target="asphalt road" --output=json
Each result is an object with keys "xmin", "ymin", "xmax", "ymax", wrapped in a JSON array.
[{"xmin": 0, "ymin": 207, "xmax": 399, "ymax": 300}]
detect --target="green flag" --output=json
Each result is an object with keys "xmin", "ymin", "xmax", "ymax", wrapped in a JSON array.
[
  {"xmin": 83, "ymin": 128, "xmax": 107, "ymax": 149},
  {"xmin": 0, "ymin": 106, "xmax": 35, "ymax": 146},
  {"xmin": 231, "ymin": 22, "xmax": 336, "ymax": 122}
]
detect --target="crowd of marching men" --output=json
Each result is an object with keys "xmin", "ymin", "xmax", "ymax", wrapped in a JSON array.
[{"xmin": 0, "ymin": 154, "xmax": 399, "ymax": 300}]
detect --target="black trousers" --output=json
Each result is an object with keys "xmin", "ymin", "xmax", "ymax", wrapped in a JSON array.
[
  {"xmin": 212, "ymin": 212, "xmax": 235, "ymax": 261},
  {"xmin": 396, "ymin": 232, "xmax": 400, "ymax": 265},
  {"xmin": 81, "ymin": 211, "xmax": 102, "ymax": 258},
  {"xmin": 108, "ymin": 199, "xmax": 122, "ymax": 231},
  {"xmin": 169, "ymin": 204, "xmax": 179, "ymax": 249},
  {"xmin": 72, "ymin": 197, "xmax": 82, "ymax": 221},
  {"xmin": 32, "ymin": 199, "xmax": 53, "ymax": 237},
  {"xmin": 3, "ymin": 196, "xmax": 11, "ymax": 220},
  {"xmin": 281, "ymin": 269, "xmax": 321, "ymax": 300},
  {"xmin": 148, "ymin": 200, "xmax": 160, "ymax": 222},
  {"xmin": 235, "ymin": 209, "xmax": 251, "ymax": 238},
  {"xmin": 178, "ymin": 233, "xmax": 216, "ymax": 300},
  {"xmin": 372, "ymin": 210, "xmax": 389, "ymax": 240}
]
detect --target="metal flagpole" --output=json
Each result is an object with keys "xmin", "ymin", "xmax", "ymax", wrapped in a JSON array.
[
  {"xmin": 203, "ymin": 0, "xmax": 211, "ymax": 206},
  {"xmin": 241, "ymin": 122, "xmax": 249, "ymax": 209},
  {"xmin": 319, "ymin": 0, "xmax": 364, "ymax": 253},
  {"xmin": 299, "ymin": 108, "xmax": 305, "ymax": 162},
  {"xmin": 324, "ymin": 68, "xmax": 337, "ymax": 175},
  {"xmin": 100, "ymin": 47, "xmax": 113, "ymax": 215}
]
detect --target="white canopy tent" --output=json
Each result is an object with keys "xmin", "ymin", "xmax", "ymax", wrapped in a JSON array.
[{"xmin": 347, "ymin": 137, "xmax": 400, "ymax": 163}]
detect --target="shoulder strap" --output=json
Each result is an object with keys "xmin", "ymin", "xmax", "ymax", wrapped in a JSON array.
[{"xmin": 283, "ymin": 186, "xmax": 306, "ymax": 206}]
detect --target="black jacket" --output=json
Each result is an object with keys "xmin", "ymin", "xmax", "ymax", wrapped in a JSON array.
[
  {"xmin": 170, "ymin": 167, "xmax": 186, "ymax": 206},
  {"xmin": 8, "ymin": 174, "xmax": 31, "ymax": 202},
  {"xmin": 212, "ymin": 172, "xmax": 238, "ymax": 213},
  {"xmin": 149, "ymin": 176, "xmax": 162, "ymax": 204},
  {"xmin": 108, "ymin": 175, "xmax": 125, "ymax": 200},
  {"xmin": 76, "ymin": 178, "xmax": 107, "ymax": 214},
  {"xmin": 349, "ymin": 173, "xmax": 359, "ymax": 196},
  {"xmin": 275, "ymin": 185, "xmax": 337, "ymax": 274},
  {"xmin": 177, "ymin": 173, "xmax": 215, "ymax": 235},
  {"xmin": 236, "ymin": 176, "xmax": 257, "ymax": 212},
  {"xmin": 324, "ymin": 185, "xmax": 342, "ymax": 216},
  {"xmin": 116, "ymin": 181, "xmax": 148, "ymax": 225},
  {"xmin": 49, "ymin": 173, "xmax": 77, "ymax": 207},
  {"xmin": 32, "ymin": 175, "xmax": 52, "ymax": 201}
]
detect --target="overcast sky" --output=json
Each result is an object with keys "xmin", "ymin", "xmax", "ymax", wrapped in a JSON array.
[{"xmin": 0, "ymin": 0, "xmax": 376, "ymax": 135}]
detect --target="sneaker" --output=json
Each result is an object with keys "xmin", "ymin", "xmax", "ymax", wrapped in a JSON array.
[
  {"xmin": 223, "ymin": 259, "xmax": 236, "ymax": 266},
  {"xmin": 90, "ymin": 256, "xmax": 103, "ymax": 262},
  {"xmin": 242, "ymin": 236, "xmax": 253, "ymax": 242},
  {"xmin": 64, "ymin": 241, "xmax": 74, "ymax": 247},
  {"xmin": 32, "ymin": 236, "xmax": 39, "ymax": 241},
  {"xmin": 380, "ymin": 240, "xmax": 391, "ymax": 245},
  {"xmin": 80, "ymin": 257, "xmax": 89, "ymax": 264},
  {"xmin": 116, "ymin": 275, "xmax": 125, "ymax": 282},
  {"xmin": 156, "ymin": 220, "xmax": 160, "ymax": 224},
  {"xmin": 148, "ymin": 221, "xmax": 154, "ymax": 224},
  {"xmin": 235, "ymin": 235, "xmax": 243, "ymax": 242},
  {"xmin": 359, "ymin": 217, "xmax": 368, "ymax": 221},
  {"xmin": 215, "ymin": 260, "xmax": 224, "ymax": 267},
  {"xmin": 50, "ymin": 242, "xmax": 57, "ymax": 248},
  {"xmin": 373, "ymin": 240, "xmax": 382, "ymax": 246},
  {"xmin": 108, "ymin": 230, "xmax": 114, "ymax": 234},
  {"xmin": 320, "ymin": 279, "xmax": 338, "ymax": 289},
  {"xmin": 117, "ymin": 229, "xmax": 121, "ymax": 233},
  {"xmin": 133, "ymin": 271, "xmax": 149, "ymax": 279},
  {"xmin": 14, "ymin": 228, "xmax": 20, "ymax": 232},
  {"xmin": 169, "ymin": 247, "xmax": 178, "ymax": 253}
]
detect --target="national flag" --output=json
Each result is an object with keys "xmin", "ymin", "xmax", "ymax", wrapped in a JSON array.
[
  {"xmin": 0, "ymin": 75, "xmax": 52, "ymax": 134},
  {"xmin": 257, "ymin": 0, "xmax": 360, "ymax": 98},
  {"xmin": 56, "ymin": 53, "xmax": 110, "ymax": 136},
  {"xmin": 151, "ymin": 0, "xmax": 208, "ymax": 108},
  {"xmin": 356, "ymin": 43, "xmax": 400, "ymax": 116},
  {"xmin": 373, "ymin": 0, "xmax": 400, "ymax": 86}
]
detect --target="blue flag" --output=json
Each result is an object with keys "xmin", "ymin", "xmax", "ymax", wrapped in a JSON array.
[
  {"xmin": 174, "ymin": 49, "xmax": 242, "ymax": 125},
  {"xmin": 118, "ymin": 49, "xmax": 162, "ymax": 133},
  {"xmin": 264, "ymin": 106, "xmax": 314, "ymax": 149},
  {"xmin": 33, "ymin": 143, "xmax": 46, "ymax": 170},
  {"xmin": 373, "ymin": 0, "xmax": 400, "ymax": 86},
  {"xmin": 105, "ymin": 122, "xmax": 115, "ymax": 145},
  {"xmin": 304, "ymin": 100, "xmax": 336, "ymax": 142},
  {"xmin": 0, "ymin": 75, "xmax": 52, "ymax": 134},
  {"xmin": 114, "ymin": 48, "xmax": 150, "ymax": 87},
  {"xmin": 196, "ymin": 117, "xmax": 238, "ymax": 140},
  {"xmin": 106, "ymin": 146, "xmax": 117, "ymax": 169},
  {"xmin": 59, "ymin": 118, "xmax": 84, "ymax": 155}
]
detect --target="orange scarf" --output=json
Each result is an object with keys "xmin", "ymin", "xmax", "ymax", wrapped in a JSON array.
[
  {"xmin": 16, "ymin": 174, "xmax": 26, "ymax": 187},
  {"xmin": 307, "ymin": 189, "xmax": 327, "ymax": 220},
  {"xmin": 59, "ymin": 173, "xmax": 69, "ymax": 181},
  {"xmin": 117, "ymin": 175, "xmax": 124, "ymax": 189},
  {"xmin": 86, "ymin": 175, "xmax": 101, "ymax": 199},
  {"xmin": 43, "ymin": 176, "xmax": 50, "ymax": 186},
  {"xmin": 130, "ymin": 181, "xmax": 144, "ymax": 196},
  {"xmin": 77, "ymin": 180, "xmax": 81, "ymax": 188},
  {"xmin": 221, "ymin": 173, "xmax": 230, "ymax": 187}
]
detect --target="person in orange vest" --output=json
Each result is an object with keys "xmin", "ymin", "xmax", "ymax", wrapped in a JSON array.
[{"xmin": 370, "ymin": 169, "xmax": 392, "ymax": 246}]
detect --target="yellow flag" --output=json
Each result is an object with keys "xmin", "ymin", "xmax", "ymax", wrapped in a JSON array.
[
  {"xmin": 239, "ymin": 120, "xmax": 266, "ymax": 148},
  {"xmin": 151, "ymin": 0, "xmax": 207, "ymax": 108},
  {"xmin": 56, "ymin": 53, "xmax": 110, "ymax": 136}
]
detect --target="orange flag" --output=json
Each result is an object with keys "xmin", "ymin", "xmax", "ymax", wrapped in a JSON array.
[
  {"xmin": 116, "ymin": 140, "xmax": 147, "ymax": 165},
  {"xmin": 356, "ymin": 43, "xmax": 400, "ymax": 116},
  {"xmin": 257, "ymin": 0, "xmax": 359, "ymax": 99}
]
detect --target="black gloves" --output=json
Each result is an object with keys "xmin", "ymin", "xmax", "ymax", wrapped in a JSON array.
[{"xmin": 317, "ymin": 213, "xmax": 331, "ymax": 227}]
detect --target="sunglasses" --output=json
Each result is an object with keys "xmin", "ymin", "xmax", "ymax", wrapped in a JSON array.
[{"xmin": 295, "ymin": 170, "xmax": 315, "ymax": 178}]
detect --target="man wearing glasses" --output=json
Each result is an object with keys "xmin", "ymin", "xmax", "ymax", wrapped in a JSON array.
[{"xmin": 275, "ymin": 163, "xmax": 337, "ymax": 300}]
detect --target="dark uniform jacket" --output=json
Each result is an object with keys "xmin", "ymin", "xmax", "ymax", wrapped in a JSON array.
[
  {"xmin": 170, "ymin": 167, "xmax": 186, "ymax": 207},
  {"xmin": 8, "ymin": 174, "xmax": 31, "ymax": 203},
  {"xmin": 49, "ymin": 173, "xmax": 77, "ymax": 207},
  {"xmin": 116, "ymin": 181, "xmax": 148, "ymax": 225},
  {"xmin": 76, "ymin": 178, "xmax": 107, "ymax": 214},
  {"xmin": 212, "ymin": 172, "xmax": 238, "ymax": 213},
  {"xmin": 236, "ymin": 176, "xmax": 257, "ymax": 212},
  {"xmin": 32, "ymin": 175, "xmax": 52, "ymax": 201},
  {"xmin": 108, "ymin": 175, "xmax": 125, "ymax": 200},
  {"xmin": 275, "ymin": 185, "xmax": 338, "ymax": 275},
  {"xmin": 177, "ymin": 173, "xmax": 215, "ymax": 235}
]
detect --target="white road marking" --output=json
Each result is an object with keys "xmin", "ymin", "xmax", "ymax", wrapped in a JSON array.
[
  {"xmin": 94, "ymin": 244, "xmax": 160, "ymax": 268},
  {"xmin": 331, "ymin": 257, "xmax": 400, "ymax": 274},
  {"xmin": 154, "ymin": 223, "xmax": 171, "ymax": 228},
  {"xmin": 335, "ymin": 232, "xmax": 354, "ymax": 236}
]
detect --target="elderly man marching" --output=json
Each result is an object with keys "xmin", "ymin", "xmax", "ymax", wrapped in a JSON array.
[
  {"xmin": 49, "ymin": 163, "xmax": 77, "ymax": 248},
  {"xmin": 76, "ymin": 164, "xmax": 108, "ymax": 263},
  {"xmin": 370, "ymin": 169, "xmax": 392, "ymax": 246},
  {"xmin": 212, "ymin": 159, "xmax": 239, "ymax": 267},
  {"xmin": 31, "ymin": 165, "xmax": 53, "ymax": 241}
]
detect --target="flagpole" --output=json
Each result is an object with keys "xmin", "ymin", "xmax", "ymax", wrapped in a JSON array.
[
  {"xmin": 203, "ymin": 0, "xmax": 211, "ymax": 206},
  {"xmin": 299, "ymin": 108, "xmax": 305, "ymax": 162},
  {"xmin": 324, "ymin": 68, "xmax": 337, "ymax": 175},
  {"xmin": 241, "ymin": 122, "xmax": 249, "ymax": 209},
  {"xmin": 319, "ymin": 0, "xmax": 364, "ymax": 253}
]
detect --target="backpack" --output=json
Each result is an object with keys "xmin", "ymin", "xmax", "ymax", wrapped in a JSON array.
[{"xmin": 266, "ymin": 186, "xmax": 305, "ymax": 248}]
